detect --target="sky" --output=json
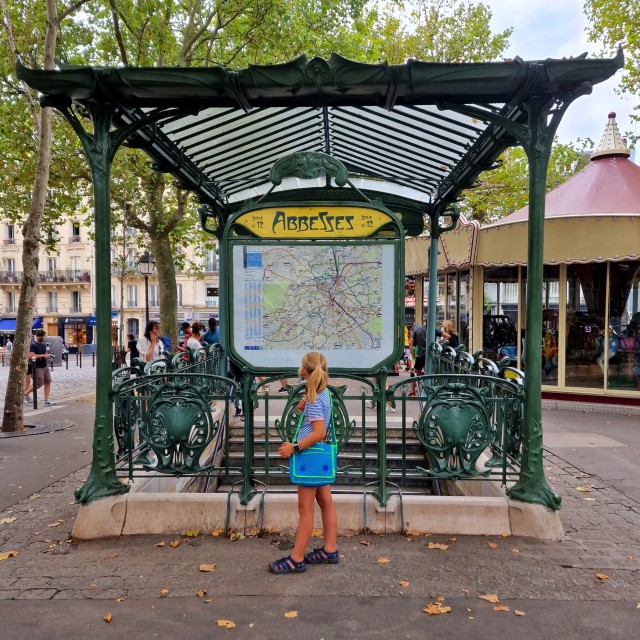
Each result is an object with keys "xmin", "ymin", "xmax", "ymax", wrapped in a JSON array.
[{"xmin": 486, "ymin": 0, "xmax": 636, "ymax": 147}]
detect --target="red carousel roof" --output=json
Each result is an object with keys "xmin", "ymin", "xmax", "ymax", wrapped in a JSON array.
[{"xmin": 493, "ymin": 113, "xmax": 640, "ymax": 223}]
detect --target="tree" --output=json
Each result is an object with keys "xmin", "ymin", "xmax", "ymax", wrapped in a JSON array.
[
  {"xmin": 0, "ymin": 0, "xmax": 92, "ymax": 433},
  {"xmin": 460, "ymin": 139, "xmax": 590, "ymax": 223},
  {"xmin": 585, "ymin": 0, "xmax": 640, "ymax": 136}
]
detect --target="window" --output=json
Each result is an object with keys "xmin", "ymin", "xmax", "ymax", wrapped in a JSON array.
[
  {"xmin": 127, "ymin": 318, "xmax": 139, "ymax": 338},
  {"xmin": 177, "ymin": 284, "xmax": 183, "ymax": 308},
  {"xmin": 46, "ymin": 257, "xmax": 56, "ymax": 273},
  {"xmin": 6, "ymin": 292, "xmax": 16, "ymax": 313},
  {"xmin": 205, "ymin": 248, "xmax": 218, "ymax": 272},
  {"xmin": 5, "ymin": 225, "xmax": 15, "ymax": 245},
  {"xmin": 47, "ymin": 291, "xmax": 58, "ymax": 313},
  {"xmin": 127, "ymin": 284, "xmax": 138, "ymax": 307},
  {"xmin": 71, "ymin": 291, "xmax": 82, "ymax": 313},
  {"xmin": 111, "ymin": 285, "xmax": 116, "ymax": 309},
  {"xmin": 205, "ymin": 284, "xmax": 218, "ymax": 308},
  {"xmin": 149, "ymin": 285, "xmax": 159, "ymax": 307},
  {"xmin": 71, "ymin": 256, "xmax": 81, "ymax": 273},
  {"xmin": 5, "ymin": 258, "xmax": 15, "ymax": 273},
  {"xmin": 126, "ymin": 248, "xmax": 136, "ymax": 270},
  {"xmin": 70, "ymin": 222, "xmax": 81, "ymax": 242}
]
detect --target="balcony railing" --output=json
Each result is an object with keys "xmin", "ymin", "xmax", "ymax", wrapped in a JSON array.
[
  {"xmin": 69, "ymin": 235, "xmax": 81, "ymax": 243},
  {"xmin": 38, "ymin": 270, "xmax": 91, "ymax": 283},
  {"xmin": 0, "ymin": 271, "xmax": 19, "ymax": 284},
  {"xmin": 127, "ymin": 300, "xmax": 138, "ymax": 308},
  {"xmin": 46, "ymin": 306, "xmax": 58, "ymax": 313},
  {"xmin": 70, "ymin": 305, "xmax": 82, "ymax": 313},
  {"xmin": 5, "ymin": 306, "xmax": 17, "ymax": 313},
  {"xmin": 3, "ymin": 238, "xmax": 16, "ymax": 245}
]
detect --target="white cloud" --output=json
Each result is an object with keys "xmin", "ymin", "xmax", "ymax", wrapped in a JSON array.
[{"xmin": 486, "ymin": 0, "xmax": 636, "ymax": 146}]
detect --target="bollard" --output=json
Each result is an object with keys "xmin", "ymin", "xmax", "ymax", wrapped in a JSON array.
[
  {"xmin": 31, "ymin": 356, "xmax": 37, "ymax": 410},
  {"xmin": 92, "ymin": 351, "xmax": 95, "ymax": 368},
  {"xmin": 66, "ymin": 352, "xmax": 68, "ymax": 370},
  {"xmin": 79, "ymin": 352, "xmax": 82, "ymax": 369},
  {"xmin": 76, "ymin": 351, "xmax": 79, "ymax": 367}
]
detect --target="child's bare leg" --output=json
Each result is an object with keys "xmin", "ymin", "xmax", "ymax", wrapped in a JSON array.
[
  {"xmin": 291, "ymin": 486, "xmax": 316, "ymax": 562},
  {"xmin": 316, "ymin": 485, "xmax": 337, "ymax": 552}
]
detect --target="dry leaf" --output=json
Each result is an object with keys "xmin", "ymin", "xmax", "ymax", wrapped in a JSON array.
[
  {"xmin": 211, "ymin": 527, "xmax": 224, "ymax": 537},
  {"xmin": 494, "ymin": 604, "xmax": 510, "ymax": 612},
  {"xmin": 449, "ymin": 537, "xmax": 457, "ymax": 543},
  {"xmin": 169, "ymin": 540, "xmax": 180, "ymax": 548},
  {"xmin": 512, "ymin": 548, "xmax": 519, "ymax": 554},
  {"xmin": 248, "ymin": 528, "xmax": 260, "ymax": 537},
  {"xmin": 47, "ymin": 519, "xmax": 66, "ymax": 528},
  {"xmin": 406, "ymin": 529, "xmax": 422, "ymax": 537},
  {"xmin": 0, "ymin": 517, "xmax": 16, "ymax": 524},
  {"xmin": 228, "ymin": 532, "xmax": 245, "ymax": 542},
  {"xmin": 160, "ymin": 588, "xmax": 169, "ymax": 597},
  {"xmin": 155, "ymin": 542, "xmax": 165, "ymax": 548},
  {"xmin": 0, "ymin": 550, "xmax": 18, "ymax": 561},
  {"xmin": 422, "ymin": 603, "xmax": 451, "ymax": 615},
  {"xmin": 427, "ymin": 542, "xmax": 449, "ymax": 551},
  {"xmin": 360, "ymin": 540, "xmax": 372, "ymax": 546},
  {"xmin": 478, "ymin": 594, "xmax": 500, "ymax": 603},
  {"xmin": 249, "ymin": 623, "xmax": 254, "ymax": 628},
  {"xmin": 377, "ymin": 557, "xmax": 390, "ymax": 564},
  {"xmin": 108, "ymin": 553, "xmax": 118, "ymax": 558},
  {"xmin": 627, "ymin": 555, "xmax": 634, "ymax": 560},
  {"xmin": 499, "ymin": 533, "xmax": 510, "ymax": 538},
  {"xmin": 205, "ymin": 599, "xmax": 212, "ymax": 603},
  {"xmin": 399, "ymin": 581, "xmax": 410, "ymax": 587},
  {"xmin": 487, "ymin": 542, "xmax": 498, "ymax": 549},
  {"xmin": 284, "ymin": 611, "xmax": 298, "ymax": 618},
  {"xmin": 196, "ymin": 589, "xmax": 207, "ymax": 598},
  {"xmin": 116, "ymin": 598, "xmax": 125, "ymax": 602},
  {"xmin": 199, "ymin": 564, "xmax": 216, "ymax": 572},
  {"xmin": 216, "ymin": 620, "xmax": 236, "ymax": 629},
  {"xmin": 437, "ymin": 596, "xmax": 445, "ymax": 602},
  {"xmin": 515, "ymin": 610, "xmax": 526, "ymax": 616},
  {"xmin": 576, "ymin": 487, "xmax": 592, "ymax": 493},
  {"xmin": 595, "ymin": 573, "xmax": 609, "ymax": 581},
  {"xmin": 311, "ymin": 528, "xmax": 323, "ymax": 537},
  {"xmin": 185, "ymin": 529, "xmax": 200, "ymax": 538},
  {"xmin": 103, "ymin": 613, "xmax": 112, "ymax": 624}
]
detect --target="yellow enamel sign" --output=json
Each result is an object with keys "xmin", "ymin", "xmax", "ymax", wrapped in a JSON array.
[{"xmin": 234, "ymin": 206, "xmax": 394, "ymax": 239}]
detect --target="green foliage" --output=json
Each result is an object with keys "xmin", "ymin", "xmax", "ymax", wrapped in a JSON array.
[
  {"xmin": 460, "ymin": 139, "xmax": 590, "ymax": 223},
  {"xmin": 585, "ymin": 0, "xmax": 640, "ymax": 132}
]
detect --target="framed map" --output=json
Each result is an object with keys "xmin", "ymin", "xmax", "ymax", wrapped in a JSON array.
[{"xmin": 230, "ymin": 241, "xmax": 398, "ymax": 370}]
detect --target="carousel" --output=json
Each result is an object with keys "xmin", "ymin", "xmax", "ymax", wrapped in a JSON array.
[{"xmin": 406, "ymin": 112, "xmax": 640, "ymax": 402}]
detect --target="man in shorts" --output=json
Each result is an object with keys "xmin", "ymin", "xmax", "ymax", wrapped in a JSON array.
[{"xmin": 25, "ymin": 329, "xmax": 55, "ymax": 406}]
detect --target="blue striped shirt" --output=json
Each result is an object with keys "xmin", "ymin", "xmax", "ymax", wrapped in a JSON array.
[{"xmin": 298, "ymin": 388, "xmax": 331, "ymax": 441}]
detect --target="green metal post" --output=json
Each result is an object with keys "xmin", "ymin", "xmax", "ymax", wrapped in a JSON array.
[
  {"xmin": 425, "ymin": 232, "xmax": 439, "ymax": 375},
  {"xmin": 373, "ymin": 368, "xmax": 389, "ymax": 506},
  {"xmin": 70, "ymin": 103, "xmax": 128, "ymax": 504},
  {"xmin": 239, "ymin": 369, "xmax": 257, "ymax": 504},
  {"xmin": 507, "ymin": 98, "xmax": 561, "ymax": 509}
]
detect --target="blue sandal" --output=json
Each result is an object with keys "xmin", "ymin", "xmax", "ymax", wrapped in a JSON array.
[
  {"xmin": 304, "ymin": 547, "xmax": 340, "ymax": 564},
  {"xmin": 269, "ymin": 555, "xmax": 306, "ymax": 574}
]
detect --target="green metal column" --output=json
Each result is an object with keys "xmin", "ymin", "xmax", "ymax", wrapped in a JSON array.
[
  {"xmin": 507, "ymin": 97, "xmax": 562, "ymax": 509},
  {"xmin": 240, "ymin": 369, "xmax": 257, "ymax": 504},
  {"xmin": 373, "ymin": 368, "xmax": 389, "ymax": 506},
  {"xmin": 58, "ymin": 102, "xmax": 129, "ymax": 504}
]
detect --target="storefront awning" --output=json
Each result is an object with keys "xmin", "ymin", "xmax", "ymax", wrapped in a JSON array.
[
  {"xmin": 32, "ymin": 316, "xmax": 43, "ymax": 329},
  {"xmin": 0, "ymin": 318, "xmax": 16, "ymax": 332}
]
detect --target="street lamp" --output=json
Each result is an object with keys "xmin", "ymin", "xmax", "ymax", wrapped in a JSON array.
[{"xmin": 138, "ymin": 251, "xmax": 155, "ymax": 326}]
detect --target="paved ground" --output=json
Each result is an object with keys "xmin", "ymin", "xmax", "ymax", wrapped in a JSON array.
[{"xmin": 0, "ymin": 366, "xmax": 639, "ymax": 638}]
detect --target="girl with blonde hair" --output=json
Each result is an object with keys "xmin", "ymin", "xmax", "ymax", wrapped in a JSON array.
[
  {"xmin": 269, "ymin": 351, "xmax": 339, "ymax": 574},
  {"xmin": 441, "ymin": 319, "xmax": 459, "ymax": 348}
]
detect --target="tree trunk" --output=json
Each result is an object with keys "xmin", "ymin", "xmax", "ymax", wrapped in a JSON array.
[
  {"xmin": 1, "ymin": 0, "xmax": 57, "ymax": 432},
  {"xmin": 151, "ymin": 232, "xmax": 179, "ymax": 352}
]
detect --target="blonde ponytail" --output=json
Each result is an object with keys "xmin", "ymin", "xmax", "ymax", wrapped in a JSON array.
[{"xmin": 300, "ymin": 351, "xmax": 328, "ymax": 403}]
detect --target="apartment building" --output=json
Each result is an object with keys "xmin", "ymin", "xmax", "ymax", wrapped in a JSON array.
[{"xmin": 0, "ymin": 219, "xmax": 219, "ymax": 351}]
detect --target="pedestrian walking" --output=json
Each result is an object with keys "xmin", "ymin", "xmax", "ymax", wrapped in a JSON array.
[
  {"xmin": 24, "ymin": 329, "xmax": 55, "ymax": 405},
  {"xmin": 269, "ymin": 351, "xmax": 339, "ymax": 574}
]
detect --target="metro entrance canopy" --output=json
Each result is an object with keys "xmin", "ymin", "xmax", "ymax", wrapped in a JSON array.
[{"xmin": 17, "ymin": 51, "xmax": 623, "ymax": 507}]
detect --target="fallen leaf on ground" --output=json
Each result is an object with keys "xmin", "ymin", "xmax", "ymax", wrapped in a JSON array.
[
  {"xmin": 249, "ymin": 623, "xmax": 254, "ymax": 628},
  {"xmin": 406, "ymin": 529, "xmax": 422, "ymax": 537},
  {"xmin": 160, "ymin": 588, "xmax": 169, "ymax": 597},
  {"xmin": 576, "ymin": 487, "xmax": 592, "ymax": 493},
  {"xmin": 360, "ymin": 540, "xmax": 371, "ymax": 546},
  {"xmin": 228, "ymin": 532, "xmax": 245, "ymax": 542},
  {"xmin": 199, "ymin": 564, "xmax": 216, "ymax": 572},
  {"xmin": 0, "ymin": 550, "xmax": 18, "ymax": 561},
  {"xmin": 377, "ymin": 557, "xmax": 390, "ymax": 564},
  {"xmin": 515, "ymin": 610, "xmax": 526, "ymax": 616},
  {"xmin": 0, "ymin": 517, "xmax": 17, "ymax": 524},
  {"xmin": 499, "ymin": 533, "xmax": 510, "ymax": 538},
  {"xmin": 422, "ymin": 602, "xmax": 451, "ymax": 615},
  {"xmin": 627, "ymin": 556, "xmax": 634, "ymax": 560},
  {"xmin": 449, "ymin": 537, "xmax": 457, "ymax": 543},
  {"xmin": 169, "ymin": 540, "xmax": 180, "ymax": 548},
  {"xmin": 116, "ymin": 598, "xmax": 125, "ymax": 602},
  {"xmin": 478, "ymin": 594, "xmax": 500, "ymax": 603},
  {"xmin": 217, "ymin": 620, "xmax": 236, "ymax": 629},
  {"xmin": 494, "ymin": 604, "xmax": 510, "ymax": 612},
  {"xmin": 248, "ymin": 528, "xmax": 260, "ymax": 537},
  {"xmin": 512, "ymin": 549, "xmax": 519, "ymax": 554},
  {"xmin": 47, "ymin": 519, "xmax": 66, "ymax": 528},
  {"xmin": 311, "ymin": 528, "xmax": 323, "ymax": 537},
  {"xmin": 399, "ymin": 581, "xmax": 410, "ymax": 587},
  {"xmin": 185, "ymin": 529, "xmax": 200, "ymax": 538},
  {"xmin": 428, "ymin": 542, "xmax": 449, "ymax": 551},
  {"xmin": 595, "ymin": 573, "xmax": 608, "ymax": 581},
  {"xmin": 103, "ymin": 613, "xmax": 112, "ymax": 623},
  {"xmin": 108, "ymin": 553, "xmax": 118, "ymax": 558},
  {"xmin": 196, "ymin": 589, "xmax": 207, "ymax": 598},
  {"xmin": 284, "ymin": 611, "xmax": 298, "ymax": 618},
  {"xmin": 211, "ymin": 528, "xmax": 224, "ymax": 537},
  {"xmin": 205, "ymin": 599, "xmax": 212, "ymax": 603},
  {"xmin": 155, "ymin": 542, "xmax": 165, "ymax": 548},
  {"xmin": 487, "ymin": 542, "xmax": 498, "ymax": 549}
]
